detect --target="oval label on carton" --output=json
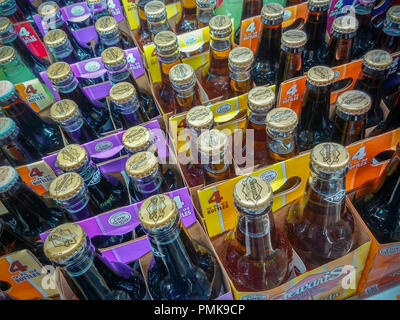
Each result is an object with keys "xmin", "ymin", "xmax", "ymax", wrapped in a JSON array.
[
  {"xmin": 95, "ymin": 141, "xmax": 113, "ymax": 152},
  {"xmin": 379, "ymin": 244, "xmax": 400, "ymax": 256},
  {"xmin": 108, "ymin": 211, "xmax": 132, "ymax": 227},
  {"xmin": 71, "ymin": 5, "xmax": 85, "ymax": 16},
  {"xmin": 240, "ymin": 293, "xmax": 268, "ymax": 300},
  {"xmin": 183, "ymin": 34, "xmax": 198, "ymax": 46},
  {"xmin": 216, "ymin": 103, "xmax": 232, "ymax": 115},
  {"xmin": 85, "ymin": 61, "xmax": 101, "ymax": 73},
  {"xmin": 260, "ymin": 170, "xmax": 278, "ymax": 183}
]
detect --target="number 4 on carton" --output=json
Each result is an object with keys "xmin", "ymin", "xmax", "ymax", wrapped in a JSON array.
[
  {"xmin": 208, "ymin": 190, "xmax": 223, "ymax": 204},
  {"xmin": 9, "ymin": 260, "xmax": 28, "ymax": 273},
  {"xmin": 29, "ymin": 167, "xmax": 43, "ymax": 178}
]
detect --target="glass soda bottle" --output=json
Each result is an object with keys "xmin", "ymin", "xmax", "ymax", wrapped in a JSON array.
[
  {"xmin": 221, "ymin": 175, "xmax": 293, "ymax": 291},
  {"xmin": 331, "ymin": 90, "xmax": 371, "ymax": 146},
  {"xmin": 354, "ymin": 140, "xmax": 400, "ymax": 242},
  {"xmin": 0, "ymin": 80, "xmax": 64, "ymax": 155},
  {"xmin": 47, "ymin": 61, "xmax": 114, "ymax": 134},
  {"xmin": 0, "ymin": 0, "xmax": 24, "ymax": 24},
  {"xmin": 138, "ymin": 193, "xmax": 224, "ymax": 299},
  {"xmin": 196, "ymin": 0, "xmax": 216, "ymax": 28},
  {"xmin": 154, "ymin": 30, "xmax": 182, "ymax": 113},
  {"xmin": 286, "ymin": 0, "xmax": 305, "ymax": 6},
  {"xmin": 296, "ymin": 65, "xmax": 335, "ymax": 152},
  {"xmin": 198, "ymin": 128, "xmax": 235, "ymax": 184},
  {"xmin": 244, "ymin": 86, "xmax": 275, "ymax": 166},
  {"xmin": 134, "ymin": 0, "xmax": 153, "ymax": 50},
  {"xmin": 227, "ymin": 46, "xmax": 254, "ymax": 99},
  {"xmin": 302, "ymin": 0, "xmax": 330, "ymax": 72},
  {"xmin": 286, "ymin": 142, "xmax": 355, "ymax": 270},
  {"xmin": 176, "ymin": 0, "xmax": 198, "ymax": 34},
  {"xmin": 43, "ymin": 29, "xmax": 80, "ymax": 64},
  {"xmin": 276, "ymin": 29, "xmax": 307, "ymax": 88},
  {"xmin": 375, "ymin": 5, "xmax": 400, "ymax": 53},
  {"xmin": 57, "ymin": 144, "xmax": 130, "ymax": 214},
  {"xmin": 353, "ymin": 49, "xmax": 393, "ymax": 128},
  {"xmin": 352, "ymin": 0, "xmax": 376, "ymax": 59},
  {"xmin": 265, "ymin": 107, "xmax": 298, "ymax": 164},
  {"xmin": 325, "ymin": 15, "xmax": 359, "ymax": 68},
  {"xmin": 0, "ymin": 166, "xmax": 67, "ymax": 241},
  {"xmin": 144, "ymin": 0, "xmax": 171, "ymax": 40},
  {"xmin": 50, "ymin": 99, "xmax": 99, "ymax": 145},
  {"xmin": 122, "ymin": 125, "xmax": 155, "ymax": 155},
  {"xmin": 169, "ymin": 63, "xmax": 200, "ymax": 113},
  {"xmin": 86, "ymin": 0, "xmax": 110, "ymax": 22},
  {"xmin": 234, "ymin": 0, "xmax": 263, "ymax": 44},
  {"xmin": 0, "ymin": 117, "xmax": 43, "ymax": 166},
  {"xmin": 0, "ymin": 45, "xmax": 36, "ymax": 84},
  {"xmin": 44, "ymin": 222, "xmax": 147, "ymax": 300},
  {"xmin": 200, "ymin": 15, "xmax": 232, "ymax": 101},
  {"xmin": 251, "ymin": 3, "xmax": 284, "ymax": 87}
]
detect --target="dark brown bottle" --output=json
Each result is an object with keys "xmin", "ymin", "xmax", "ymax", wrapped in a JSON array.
[
  {"xmin": 135, "ymin": 0, "xmax": 153, "ymax": 50},
  {"xmin": 285, "ymin": 0, "xmax": 305, "ymax": 6},
  {"xmin": 234, "ymin": 0, "xmax": 263, "ymax": 44},
  {"xmin": 375, "ymin": 5, "xmax": 400, "ymax": 53},
  {"xmin": 227, "ymin": 46, "xmax": 254, "ymax": 99}
]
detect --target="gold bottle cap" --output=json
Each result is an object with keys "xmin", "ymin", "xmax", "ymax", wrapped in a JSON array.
[
  {"xmin": 38, "ymin": 1, "xmax": 59, "ymax": 17},
  {"xmin": 44, "ymin": 223, "xmax": 87, "ymax": 263},
  {"xmin": 196, "ymin": 0, "xmax": 216, "ymax": 9},
  {"xmin": 101, "ymin": 46, "xmax": 125, "ymax": 66},
  {"xmin": 266, "ymin": 107, "xmax": 298, "ymax": 132},
  {"xmin": 0, "ymin": 46, "xmax": 16, "ymax": 65},
  {"xmin": 336, "ymin": 90, "xmax": 371, "ymax": 115},
  {"xmin": 306, "ymin": 65, "xmax": 335, "ymax": 87},
  {"xmin": 169, "ymin": 63, "xmax": 195, "ymax": 86},
  {"xmin": 247, "ymin": 86, "xmax": 275, "ymax": 111},
  {"xmin": 138, "ymin": 194, "xmax": 178, "ymax": 230},
  {"xmin": 209, "ymin": 15, "xmax": 232, "ymax": 36},
  {"xmin": 49, "ymin": 172, "xmax": 84, "ymax": 200},
  {"xmin": 50, "ymin": 99, "xmax": 78, "ymax": 122},
  {"xmin": 198, "ymin": 129, "xmax": 228, "ymax": 155},
  {"xmin": 228, "ymin": 46, "xmax": 254, "ymax": 69},
  {"xmin": 187, "ymin": 105, "xmax": 214, "ymax": 130},
  {"xmin": 310, "ymin": 142, "xmax": 350, "ymax": 172},
  {"xmin": 125, "ymin": 151, "xmax": 159, "ymax": 178},
  {"xmin": 95, "ymin": 15, "xmax": 118, "ymax": 34},
  {"xmin": 87, "ymin": 0, "xmax": 104, "ymax": 4},
  {"xmin": 261, "ymin": 3, "xmax": 284, "ymax": 21},
  {"xmin": 0, "ymin": 17, "xmax": 11, "ymax": 33},
  {"xmin": 47, "ymin": 62, "xmax": 72, "ymax": 83},
  {"xmin": 57, "ymin": 144, "xmax": 88, "ymax": 171},
  {"xmin": 308, "ymin": 0, "xmax": 331, "ymax": 8},
  {"xmin": 332, "ymin": 15, "xmax": 359, "ymax": 34},
  {"xmin": 44, "ymin": 29, "xmax": 67, "ymax": 47},
  {"xmin": 282, "ymin": 29, "xmax": 307, "ymax": 48},
  {"xmin": 144, "ymin": 0, "xmax": 167, "ymax": 21},
  {"xmin": 109, "ymin": 82, "xmax": 136, "ymax": 103},
  {"xmin": 154, "ymin": 31, "xmax": 178, "ymax": 53},
  {"xmin": 388, "ymin": 5, "xmax": 400, "ymax": 23},
  {"xmin": 122, "ymin": 125, "xmax": 152, "ymax": 152},
  {"xmin": 363, "ymin": 49, "xmax": 393, "ymax": 70},
  {"xmin": 233, "ymin": 175, "xmax": 273, "ymax": 210}
]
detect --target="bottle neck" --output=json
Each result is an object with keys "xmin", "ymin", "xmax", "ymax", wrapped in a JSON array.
[
  {"xmin": 49, "ymin": 39, "xmax": 75, "ymax": 61},
  {"xmin": 105, "ymin": 61, "xmax": 132, "ymax": 86},
  {"xmin": 58, "ymin": 112, "xmax": 85, "ymax": 133},
  {"xmin": 114, "ymin": 96, "xmax": 141, "ymax": 115},
  {"xmin": 73, "ymin": 158, "xmax": 102, "ymax": 188},
  {"xmin": 304, "ymin": 9, "xmax": 328, "ymax": 49},
  {"xmin": 0, "ymin": 219, "xmax": 36, "ymax": 255},
  {"xmin": 256, "ymin": 23, "xmax": 281, "ymax": 61},
  {"xmin": 200, "ymin": 149, "xmax": 229, "ymax": 176},
  {"xmin": 327, "ymin": 34, "xmax": 355, "ymax": 65},
  {"xmin": 181, "ymin": 0, "xmax": 196, "ymax": 15},
  {"xmin": 277, "ymin": 49, "xmax": 303, "ymax": 84},
  {"xmin": 99, "ymin": 30, "xmax": 121, "ymax": 48},
  {"xmin": 148, "ymin": 19, "xmax": 170, "ymax": 40},
  {"xmin": 355, "ymin": 2, "xmax": 374, "ymax": 29},
  {"xmin": 240, "ymin": 0, "xmax": 263, "ymax": 20},
  {"xmin": 266, "ymin": 127, "xmax": 296, "ymax": 158},
  {"xmin": 130, "ymin": 165, "xmax": 163, "ymax": 198},
  {"xmin": 209, "ymin": 33, "xmax": 231, "ymax": 76},
  {"xmin": 137, "ymin": 1, "xmax": 151, "ymax": 34},
  {"xmin": 173, "ymin": 82, "xmax": 196, "ymax": 112},
  {"xmin": 229, "ymin": 65, "xmax": 252, "ymax": 96},
  {"xmin": 196, "ymin": 5, "xmax": 214, "ymax": 28},
  {"xmin": 88, "ymin": 0, "xmax": 109, "ymax": 21},
  {"xmin": 158, "ymin": 50, "xmax": 181, "ymax": 85},
  {"xmin": 355, "ymin": 66, "xmax": 387, "ymax": 111},
  {"xmin": 333, "ymin": 110, "xmax": 366, "ymax": 145}
]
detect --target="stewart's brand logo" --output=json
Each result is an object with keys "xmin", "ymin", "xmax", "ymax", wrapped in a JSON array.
[
  {"xmin": 379, "ymin": 244, "xmax": 400, "ymax": 256},
  {"xmin": 270, "ymin": 266, "xmax": 352, "ymax": 300}
]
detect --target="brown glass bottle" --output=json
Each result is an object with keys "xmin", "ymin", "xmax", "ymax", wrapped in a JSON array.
[
  {"xmin": 251, "ymin": 3, "xmax": 284, "ymax": 86},
  {"xmin": 286, "ymin": 0, "xmax": 305, "ymax": 6},
  {"xmin": 375, "ymin": 5, "xmax": 400, "ymax": 53},
  {"xmin": 198, "ymin": 129, "xmax": 235, "ymax": 185},
  {"xmin": 234, "ymin": 0, "xmax": 263, "ymax": 44},
  {"xmin": 135, "ymin": 0, "xmax": 153, "ymax": 49},
  {"xmin": 352, "ymin": 0, "xmax": 376, "ymax": 59},
  {"xmin": 169, "ymin": 63, "xmax": 201, "ymax": 113},
  {"xmin": 325, "ymin": 15, "xmax": 359, "ymax": 67},
  {"xmin": 145, "ymin": 0, "xmax": 171, "ymax": 40},
  {"xmin": 353, "ymin": 49, "xmax": 393, "ymax": 128},
  {"xmin": 286, "ymin": 142, "xmax": 355, "ymax": 271},
  {"xmin": 331, "ymin": 90, "xmax": 371, "ymax": 146},
  {"xmin": 244, "ymin": 86, "xmax": 275, "ymax": 166},
  {"xmin": 196, "ymin": 0, "xmax": 216, "ymax": 28},
  {"xmin": 176, "ymin": 0, "xmax": 198, "ymax": 34},
  {"xmin": 221, "ymin": 175, "xmax": 293, "ymax": 291},
  {"xmin": 265, "ymin": 107, "xmax": 298, "ymax": 164},
  {"xmin": 276, "ymin": 29, "xmax": 307, "ymax": 88},
  {"xmin": 296, "ymin": 66, "xmax": 335, "ymax": 152},
  {"xmin": 200, "ymin": 15, "xmax": 232, "ymax": 101},
  {"xmin": 227, "ymin": 46, "xmax": 254, "ymax": 99}
]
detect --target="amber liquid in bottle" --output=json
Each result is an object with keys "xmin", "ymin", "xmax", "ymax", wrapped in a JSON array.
[
  {"xmin": 135, "ymin": 0, "xmax": 153, "ymax": 49},
  {"xmin": 176, "ymin": 0, "xmax": 198, "ymax": 34}
]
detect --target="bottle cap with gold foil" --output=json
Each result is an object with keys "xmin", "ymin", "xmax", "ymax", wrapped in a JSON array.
[
  {"xmin": 44, "ymin": 223, "xmax": 87, "ymax": 263},
  {"xmin": 122, "ymin": 125, "xmax": 152, "ymax": 153},
  {"xmin": 261, "ymin": 3, "xmax": 284, "ymax": 22},
  {"xmin": 47, "ymin": 62, "xmax": 72, "ymax": 83},
  {"xmin": 266, "ymin": 107, "xmax": 298, "ymax": 133},
  {"xmin": 310, "ymin": 142, "xmax": 350, "ymax": 172},
  {"xmin": 198, "ymin": 129, "xmax": 228, "ymax": 155},
  {"xmin": 363, "ymin": 49, "xmax": 393, "ymax": 70},
  {"xmin": 125, "ymin": 151, "xmax": 159, "ymax": 178},
  {"xmin": 44, "ymin": 29, "xmax": 67, "ymax": 47},
  {"xmin": 57, "ymin": 144, "xmax": 88, "ymax": 171},
  {"xmin": 388, "ymin": 5, "xmax": 400, "ymax": 23},
  {"xmin": 169, "ymin": 63, "xmax": 195, "ymax": 87},
  {"xmin": 0, "ymin": 17, "xmax": 11, "ymax": 33},
  {"xmin": 0, "ymin": 46, "xmax": 16, "ymax": 65},
  {"xmin": 101, "ymin": 46, "xmax": 125, "ymax": 67},
  {"xmin": 233, "ymin": 175, "xmax": 273, "ymax": 211},
  {"xmin": 282, "ymin": 29, "xmax": 307, "ymax": 48},
  {"xmin": 95, "ymin": 15, "xmax": 118, "ymax": 34},
  {"xmin": 209, "ymin": 15, "xmax": 232, "ymax": 36},
  {"xmin": 50, "ymin": 99, "xmax": 79, "ymax": 122},
  {"xmin": 187, "ymin": 105, "xmax": 214, "ymax": 130},
  {"xmin": 144, "ymin": 0, "xmax": 167, "ymax": 21},
  {"xmin": 228, "ymin": 46, "xmax": 254, "ymax": 69},
  {"xmin": 332, "ymin": 15, "xmax": 359, "ymax": 34},
  {"xmin": 38, "ymin": 1, "xmax": 59, "ymax": 18},
  {"xmin": 247, "ymin": 86, "xmax": 275, "ymax": 112},
  {"xmin": 308, "ymin": 0, "xmax": 331, "ymax": 9},
  {"xmin": 196, "ymin": 0, "xmax": 216, "ymax": 9},
  {"xmin": 109, "ymin": 82, "xmax": 136, "ymax": 103},
  {"xmin": 336, "ymin": 90, "xmax": 371, "ymax": 115},
  {"xmin": 49, "ymin": 172, "xmax": 84, "ymax": 200},
  {"xmin": 154, "ymin": 31, "xmax": 178, "ymax": 53},
  {"xmin": 138, "ymin": 194, "xmax": 179, "ymax": 230},
  {"xmin": 306, "ymin": 66, "xmax": 335, "ymax": 87}
]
